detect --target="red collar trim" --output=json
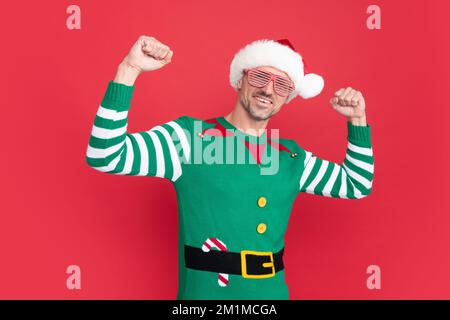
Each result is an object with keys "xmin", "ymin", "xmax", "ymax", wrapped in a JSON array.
[{"xmin": 201, "ymin": 118, "xmax": 235, "ymax": 137}]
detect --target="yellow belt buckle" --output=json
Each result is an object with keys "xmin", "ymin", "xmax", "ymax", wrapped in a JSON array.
[{"xmin": 240, "ymin": 250, "xmax": 275, "ymax": 279}]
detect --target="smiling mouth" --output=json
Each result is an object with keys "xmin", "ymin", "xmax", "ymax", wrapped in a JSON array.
[{"xmin": 253, "ymin": 95, "xmax": 273, "ymax": 105}]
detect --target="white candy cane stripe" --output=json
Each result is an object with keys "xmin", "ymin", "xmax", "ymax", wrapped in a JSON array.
[
  {"xmin": 202, "ymin": 237, "xmax": 229, "ymax": 287},
  {"xmin": 218, "ymin": 273, "xmax": 229, "ymax": 287},
  {"xmin": 97, "ymin": 105, "xmax": 129, "ymax": 121}
]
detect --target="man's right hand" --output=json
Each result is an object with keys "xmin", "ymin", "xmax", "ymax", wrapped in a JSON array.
[{"xmin": 114, "ymin": 35, "xmax": 174, "ymax": 85}]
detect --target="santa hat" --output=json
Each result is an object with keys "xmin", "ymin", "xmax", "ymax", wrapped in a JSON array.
[{"xmin": 229, "ymin": 38, "xmax": 324, "ymax": 102}]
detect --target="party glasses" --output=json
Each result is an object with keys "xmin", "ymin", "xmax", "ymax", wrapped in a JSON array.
[{"xmin": 244, "ymin": 68, "xmax": 295, "ymax": 97}]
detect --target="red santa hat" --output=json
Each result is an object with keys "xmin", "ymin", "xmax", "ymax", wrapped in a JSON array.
[{"xmin": 229, "ymin": 38, "xmax": 324, "ymax": 102}]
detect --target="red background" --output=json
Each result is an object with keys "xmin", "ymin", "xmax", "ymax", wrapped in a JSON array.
[{"xmin": 1, "ymin": 0, "xmax": 449, "ymax": 299}]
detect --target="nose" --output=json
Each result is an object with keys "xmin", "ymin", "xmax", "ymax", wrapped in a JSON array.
[{"xmin": 261, "ymin": 79, "xmax": 275, "ymax": 95}]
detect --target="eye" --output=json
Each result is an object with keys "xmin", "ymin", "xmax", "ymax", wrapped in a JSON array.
[
  {"xmin": 277, "ymin": 78, "xmax": 294, "ymax": 89},
  {"xmin": 276, "ymin": 79, "xmax": 290, "ymax": 88},
  {"xmin": 248, "ymin": 70, "xmax": 271, "ymax": 86},
  {"xmin": 254, "ymin": 70, "xmax": 270, "ymax": 79}
]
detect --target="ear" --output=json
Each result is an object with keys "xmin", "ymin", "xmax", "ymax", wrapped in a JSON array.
[{"xmin": 237, "ymin": 79, "xmax": 242, "ymax": 89}]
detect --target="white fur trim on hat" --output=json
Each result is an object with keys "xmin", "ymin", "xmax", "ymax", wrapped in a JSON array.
[{"xmin": 229, "ymin": 39, "xmax": 324, "ymax": 102}]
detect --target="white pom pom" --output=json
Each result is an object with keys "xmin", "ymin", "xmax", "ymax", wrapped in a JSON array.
[{"xmin": 297, "ymin": 73, "xmax": 324, "ymax": 99}]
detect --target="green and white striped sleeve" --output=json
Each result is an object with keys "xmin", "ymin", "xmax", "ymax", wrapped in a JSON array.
[
  {"xmin": 298, "ymin": 121, "xmax": 374, "ymax": 199},
  {"xmin": 85, "ymin": 80, "xmax": 191, "ymax": 182}
]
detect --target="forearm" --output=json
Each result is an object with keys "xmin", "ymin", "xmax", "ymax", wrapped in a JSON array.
[
  {"xmin": 113, "ymin": 60, "xmax": 142, "ymax": 86},
  {"xmin": 348, "ymin": 115, "xmax": 367, "ymax": 126}
]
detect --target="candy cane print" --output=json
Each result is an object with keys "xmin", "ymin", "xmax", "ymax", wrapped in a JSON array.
[{"xmin": 202, "ymin": 237, "xmax": 229, "ymax": 287}]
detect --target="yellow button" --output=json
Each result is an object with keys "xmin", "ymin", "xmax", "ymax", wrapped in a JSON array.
[
  {"xmin": 257, "ymin": 223, "xmax": 267, "ymax": 234},
  {"xmin": 257, "ymin": 196, "xmax": 267, "ymax": 208}
]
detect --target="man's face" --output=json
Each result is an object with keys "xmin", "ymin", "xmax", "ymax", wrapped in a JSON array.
[{"xmin": 237, "ymin": 66, "xmax": 291, "ymax": 121}]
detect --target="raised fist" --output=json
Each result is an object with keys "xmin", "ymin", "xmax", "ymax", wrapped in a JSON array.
[
  {"xmin": 122, "ymin": 35, "xmax": 174, "ymax": 73},
  {"xmin": 329, "ymin": 87, "xmax": 366, "ymax": 119}
]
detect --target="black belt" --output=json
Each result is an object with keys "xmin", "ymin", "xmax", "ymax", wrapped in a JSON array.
[{"xmin": 184, "ymin": 245, "xmax": 284, "ymax": 279}]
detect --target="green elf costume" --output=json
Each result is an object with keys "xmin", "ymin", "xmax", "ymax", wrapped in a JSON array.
[{"xmin": 86, "ymin": 39, "xmax": 374, "ymax": 300}]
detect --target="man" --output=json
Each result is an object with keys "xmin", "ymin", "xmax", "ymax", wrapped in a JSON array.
[{"xmin": 86, "ymin": 35, "xmax": 374, "ymax": 299}]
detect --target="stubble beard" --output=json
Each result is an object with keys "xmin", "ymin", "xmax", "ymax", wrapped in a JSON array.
[{"xmin": 242, "ymin": 97, "xmax": 276, "ymax": 121}]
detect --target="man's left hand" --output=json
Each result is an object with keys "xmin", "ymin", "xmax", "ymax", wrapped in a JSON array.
[{"xmin": 330, "ymin": 87, "xmax": 367, "ymax": 126}]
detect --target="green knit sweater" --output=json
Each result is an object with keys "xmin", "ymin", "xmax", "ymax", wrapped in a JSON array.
[{"xmin": 86, "ymin": 80, "xmax": 374, "ymax": 299}]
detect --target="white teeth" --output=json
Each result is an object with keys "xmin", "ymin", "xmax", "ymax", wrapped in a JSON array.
[{"xmin": 255, "ymin": 96, "xmax": 271, "ymax": 104}]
